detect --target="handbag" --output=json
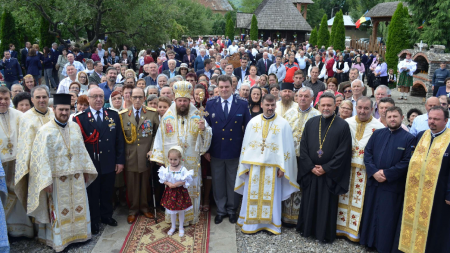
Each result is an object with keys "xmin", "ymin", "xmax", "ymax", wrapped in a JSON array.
[{"xmin": 373, "ymin": 77, "xmax": 381, "ymax": 88}]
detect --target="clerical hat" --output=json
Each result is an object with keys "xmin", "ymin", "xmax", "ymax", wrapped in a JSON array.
[
  {"xmin": 53, "ymin": 94, "xmax": 72, "ymax": 105},
  {"xmin": 280, "ymin": 82, "xmax": 294, "ymax": 91}
]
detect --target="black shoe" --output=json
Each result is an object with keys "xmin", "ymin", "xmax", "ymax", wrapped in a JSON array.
[
  {"xmin": 92, "ymin": 223, "xmax": 100, "ymax": 235},
  {"xmin": 101, "ymin": 217, "xmax": 118, "ymax": 226},
  {"xmin": 215, "ymin": 215, "xmax": 227, "ymax": 224},
  {"xmin": 229, "ymin": 214, "xmax": 237, "ymax": 224}
]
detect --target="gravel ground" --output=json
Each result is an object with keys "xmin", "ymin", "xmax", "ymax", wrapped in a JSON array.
[
  {"xmin": 235, "ymin": 225, "xmax": 377, "ymax": 253},
  {"xmin": 9, "ymin": 223, "xmax": 106, "ymax": 253}
]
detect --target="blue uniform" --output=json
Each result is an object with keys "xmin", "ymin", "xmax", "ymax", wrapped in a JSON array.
[
  {"xmin": 0, "ymin": 58, "xmax": 22, "ymax": 85},
  {"xmin": 205, "ymin": 95, "xmax": 251, "ymax": 159}
]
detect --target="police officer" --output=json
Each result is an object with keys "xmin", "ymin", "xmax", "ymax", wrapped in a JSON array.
[
  {"xmin": 205, "ymin": 75, "xmax": 251, "ymax": 224},
  {"xmin": 73, "ymin": 87, "xmax": 125, "ymax": 234},
  {"xmin": 119, "ymin": 87, "xmax": 159, "ymax": 224},
  {"xmin": 0, "ymin": 50, "xmax": 23, "ymax": 89}
]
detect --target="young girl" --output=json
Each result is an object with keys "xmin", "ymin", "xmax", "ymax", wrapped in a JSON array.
[
  {"xmin": 158, "ymin": 146, "xmax": 193, "ymax": 237},
  {"xmin": 387, "ymin": 68, "xmax": 397, "ymax": 90}
]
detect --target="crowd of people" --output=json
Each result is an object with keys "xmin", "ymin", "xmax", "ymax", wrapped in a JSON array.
[{"xmin": 0, "ymin": 35, "xmax": 449, "ymax": 253}]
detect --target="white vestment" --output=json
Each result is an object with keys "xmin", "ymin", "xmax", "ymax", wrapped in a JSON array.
[
  {"xmin": 275, "ymin": 101, "xmax": 297, "ymax": 118},
  {"xmin": 235, "ymin": 114, "xmax": 299, "ymax": 234},
  {"xmin": 151, "ymin": 103, "xmax": 212, "ymax": 225}
]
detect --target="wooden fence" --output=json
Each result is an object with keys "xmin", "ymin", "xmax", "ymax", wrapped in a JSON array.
[{"xmin": 349, "ymin": 35, "xmax": 386, "ymax": 58}]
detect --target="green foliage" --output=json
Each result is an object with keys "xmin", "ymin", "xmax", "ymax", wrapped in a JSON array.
[
  {"xmin": 309, "ymin": 27, "xmax": 318, "ymax": 47},
  {"xmin": 317, "ymin": 14, "xmax": 330, "ymax": 48},
  {"xmin": 39, "ymin": 16, "xmax": 56, "ymax": 48},
  {"xmin": 406, "ymin": 0, "xmax": 450, "ymax": 50},
  {"xmin": 306, "ymin": 1, "xmax": 327, "ymax": 29},
  {"xmin": 250, "ymin": 14, "xmax": 258, "ymax": 41},
  {"xmin": 0, "ymin": 11, "xmax": 20, "ymax": 54},
  {"xmin": 240, "ymin": 0, "xmax": 263, "ymax": 13},
  {"xmin": 386, "ymin": 3, "xmax": 410, "ymax": 73},
  {"xmin": 212, "ymin": 16, "xmax": 226, "ymax": 35},
  {"xmin": 334, "ymin": 17, "xmax": 346, "ymax": 51},
  {"xmin": 329, "ymin": 10, "xmax": 341, "ymax": 47},
  {"xmin": 225, "ymin": 11, "xmax": 235, "ymax": 39}
]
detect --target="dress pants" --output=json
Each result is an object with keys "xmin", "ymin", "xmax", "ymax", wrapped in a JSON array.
[
  {"xmin": 87, "ymin": 171, "xmax": 115, "ymax": 225},
  {"xmin": 210, "ymin": 157, "xmax": 240, "ymax": 216},
  {"xmin": 126, "ymin": 170, "xmax": 150, "ymax": 215}
]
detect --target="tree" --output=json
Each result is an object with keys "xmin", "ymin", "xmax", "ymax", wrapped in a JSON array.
[
  {"xmin": 334, "ymin": 18, "xmax": 346, "ymax": 51},
  {"xmin": 0, "ymin": 11, "xmax": 20, "ymax": 54},
  {"xmin": 250, "ymin": 14, "xmax": 258, "ymax": 41},
  {"xmin": 329, "ymin": 10, "xmax": 341, "ymax": 47},
  {"xmin": 386, "ymin": 3, "xmax": 410, "ymax": 73},
  {"xmin": 39, "ymin": 16, "xmax": 55, "ymax": 48},
  {"xmin": 317, "ymin": 14, "xmax": 330, "ymax": 49},
  {"xmin": 225, "ymin": 12, "xmax": 235, "ymax": 39},
  {"xmin": 309, "ymin": 27, "xmax": 318, "ymax": 47},
  {"xmin": 212, "ymin": 16, "xmax": 226, "ymax": 35},
  {"xmin": 240, "ymin": 0, "xmax": 263, "ymax": 13},
  {"xmin": 306, "ymin": 1, "xmax": 327, "ymax": 29}
]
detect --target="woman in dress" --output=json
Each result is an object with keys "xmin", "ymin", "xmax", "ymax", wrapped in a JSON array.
[
  {"xmin": 244, "ymin": 65, "xmax": 260, "ymax": 87},
  {"xmin": 374, "ymin": 56, "xmax": 388, "ymax": 89}
]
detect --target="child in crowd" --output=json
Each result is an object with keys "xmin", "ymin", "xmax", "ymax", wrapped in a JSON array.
[
  {"xmin": 158, "ymin": 146, "xmax": 193, "ymax": 237},
  {"xmin": 387, "ymin": 68, "xmax": 397, "ymax": 90}
]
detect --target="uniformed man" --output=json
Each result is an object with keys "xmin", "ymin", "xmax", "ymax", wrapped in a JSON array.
[
  {"xmin": 119, "ymin": 87, "xmax": 159, "ymax": 224},
  {"xmin": 73, "ymin": 87, "xmax": 125, "ymax": 234},
  {"xmin": 204, "ymin": 75, "xmax": 251, "ymax": 224},
  {"xmin": 0, "ymin": 50, "xmax": 23, "ymax": 89}
]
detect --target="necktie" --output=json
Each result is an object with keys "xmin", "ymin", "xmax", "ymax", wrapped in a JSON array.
[
  {"xmin": 223, "ymin": 100, "xmax": 229, "ymax": 119},
  {"xmin": 96, "ymin": 110, "xmax": 102, "ymax": 128},
  {"xmin": 135, "ymin": 110, "xmax": 140, "ymax": 125},
  {"xmin": 265, "ymin": 60, "xmax": 267, "ymax": 72}
]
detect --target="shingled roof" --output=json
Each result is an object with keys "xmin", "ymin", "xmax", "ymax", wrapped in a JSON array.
[
  {"xmin": 291, "ymin": 0, "xmax": 314, "ymax": 4},
  {"xmin": 365, "ymin": 1, "xmax": 409, "ymax": 18},
  {"xmin": 196, "ymin": 0, "xmax": 233, "ymax": 12},
  {"xmin": 236, "ymin": 0, "xmax": 312, "ymax": 31}
]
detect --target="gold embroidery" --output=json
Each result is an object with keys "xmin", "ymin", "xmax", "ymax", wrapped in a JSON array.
[
  {"xmin": 252, "ymin": 123, "xmax": 261, "ymax": 133},
  {"xmin": 284, "ymin": 152, "xmax": 291, "ymax": 161}
]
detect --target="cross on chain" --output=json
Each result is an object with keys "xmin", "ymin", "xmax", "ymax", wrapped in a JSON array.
[{"xmin": 259, "ymin": 140, "xmax": 270, "ymax": 154}]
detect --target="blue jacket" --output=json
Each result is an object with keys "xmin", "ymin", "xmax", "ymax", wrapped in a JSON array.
[
  {"xmin": 43, "ymin": 54, "xmax": 54, "ymax": 69},
  {"xmin": 161, "ymin": 59, "xmax": 181, "ymax": 72},
  {"xmin": 73, "ymin": 108, "xmax": 125, "ymax": 174},
  {"xmin": 9, "ymin": 50, "xmax": 18, "ymax": 59},
  {"xmin": 21, "ymin": 48, "xmax": 29, "ymax": 68},
  {"xmin": 0, "ymin": 58, "xmax": 23, "ymax": 82},
  {"xmin": 50, "ymin": 48, "xmax": 60, "ymax": 65},
  {"xmin": 436, "ymin": 86, "xmax": 450, "ymax": 97},
  {"xmin": 195, "ymin": 69, "xmax": 214, "ymax": 78},
  {"xmin": 205, "ymin": 95, "xmax": 251, "ymax": 159},
  {"xmin": 26, "ymin": 55, "xmax": 42, "ymax": 76},
  {"xmin": 194, "ymin": 55, "xmax": 209, "ymax": 72},
  {"xmin": 432, "ymin": 68, "xmax": 450, "ymax": 87}
]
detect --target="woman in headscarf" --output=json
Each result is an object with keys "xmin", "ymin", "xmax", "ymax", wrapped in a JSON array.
[
  {"xmin": 76, "ymin": 71, "xmax": 90, "ymax": 95},
  {"xmin": 109, "ymin": 90, "xmax": 123, "ymax": 112},
  {"xmin": 157, "ymin": 51, "xmax": 167, "ymax": 67},
  {"xmin": 248, "ymin": 86, "xmax": 263, "ymax": 118}
]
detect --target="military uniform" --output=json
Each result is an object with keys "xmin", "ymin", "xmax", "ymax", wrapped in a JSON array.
[
  {"xmin": 0, "ymin": 58, "xmax": 22, "ymax": 89},
  {"xmin": 73, "ymin": 107, "xmax": 125, "ymax": 229},
  {"xmin": 119, "ymin": 105, "xmax": 159, "ymax": 216}
]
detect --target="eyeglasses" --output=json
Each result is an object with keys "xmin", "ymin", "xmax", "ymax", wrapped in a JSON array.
[
  {"xmin": 132, "ymin": 96, "xmax": 144, "ymax": 100},
  {"xmin": 70, "ymin": 87, "xmax": 80, "ymax": 91},
  {"xmin": 344, "ymin": 90, "xmax": 352, "ymax": 93},
  {"xmin": 89, "ymin": 95, "xmax": 104, "ymax": 100}
]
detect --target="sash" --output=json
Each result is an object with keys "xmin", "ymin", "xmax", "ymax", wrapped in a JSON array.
[
  {"xmin": 399, "ymin": 129, "xmax": 450, "ymax": 253},
  {"xmin": 245, "ymin": 165, "xmax": 276, "ymax": 225}
]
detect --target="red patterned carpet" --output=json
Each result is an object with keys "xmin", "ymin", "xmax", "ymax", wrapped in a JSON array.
[{"xmin": 120, "ymin": 211, "xmax": 210, "ymax": 253}]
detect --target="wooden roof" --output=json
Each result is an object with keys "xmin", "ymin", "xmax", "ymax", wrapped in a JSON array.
[
  {"xmin": 365, "ymin": 1, "xmax": 409, "ymax": 18},
  {"xmin": 196, "ymin": 0, "xmax": 233, "ymax": 12},
  {"xmin": 236, "ymin": 0, "xmax": 312, "ymax": 31},
  {"xmin": 291, "ymin": 0, "xmax": 314, "ymax": 4}
]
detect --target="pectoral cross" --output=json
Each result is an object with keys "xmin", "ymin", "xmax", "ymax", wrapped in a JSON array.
[
  {"xmin": 259, "ymin": 140, "xmax": 269, "ymax": 154},
  {"xmin": 317, "ymin": 149, "xmax": 324, "ymax": 158},
  {"xmin": 67, "ymin": 153, "xmax": 73, "ymax": 161},
  {"xmin": 194, "ymin": 91, "xmax": 209, "ymax": 118}
]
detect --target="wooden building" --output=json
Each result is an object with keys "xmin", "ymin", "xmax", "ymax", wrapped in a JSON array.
[{"xmin": 196, "ymin": 0, "xmax": 233, "ymax": 15}]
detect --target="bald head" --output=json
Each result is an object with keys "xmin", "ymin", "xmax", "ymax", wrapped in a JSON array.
[{"xmin": 426, "ymin": 97, "xmax": 440, "ymax": 112}]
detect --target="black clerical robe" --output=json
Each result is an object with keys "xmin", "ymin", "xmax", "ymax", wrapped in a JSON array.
[
  {"xmin": 359, "ymin": 127, "xmax": 415, "ymax": 253},
  {"xmin": 296, "ymin": 115, "xmax": 352, "ymax": 242}
]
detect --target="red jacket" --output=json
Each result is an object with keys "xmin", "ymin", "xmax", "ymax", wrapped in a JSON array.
[{"xmin": 326, "ymin": 58, "xmax": 335, "ymax": 77}]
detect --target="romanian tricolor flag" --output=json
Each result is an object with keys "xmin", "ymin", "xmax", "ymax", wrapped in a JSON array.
[{"xmin": 355, "ymin": 11, "xmax": 371, "ymax": 29}]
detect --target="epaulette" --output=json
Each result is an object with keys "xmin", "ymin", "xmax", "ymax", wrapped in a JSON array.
[
  {"xmin": 146, "ymin": 106, "xmax": 156, "ymax": 112},
  {"xmin": 235, "ymin": 95, "xmax": 248, "ymax": 101},
  {"xmin": 73, "ymin": 111, "xmax": 85, "ymax": 117},
  {"xmin": 119, "ymin": 109, "xmax": 128, "ymax": 114},
  {"xmin": 207, "ymin": 96, "xmax": 219, "ymax": 101}
]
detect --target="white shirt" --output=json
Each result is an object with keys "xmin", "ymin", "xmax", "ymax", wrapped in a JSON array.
[
  {"xmin": 90, "ymin": 106, "xmax": 103, "ymax": 121},
  {"xmin": 351, "ymin": 96, "xmax": 358, "ymax": 116},
  {"xmin": 228, "ymin": 45, "xmax": 239, "ymax": 55},
  {"xmin": 220, "ymin": 95, "xmax": 233, "ymax": 113},
  {"xmin": 61, "ymin": 61, "xmax": 86, "ymax": 76},
  {"xmin": 57, "ymin": 77, "xmax": 77, "ymax": 93}
]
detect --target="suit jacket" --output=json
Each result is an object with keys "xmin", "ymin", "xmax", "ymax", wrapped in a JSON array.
[
  {"xmin": 73, "ymin": 108, "xmax": 125, "ymax": 174},
  {"xmin": 196, "ymin": 68, "xmax": 214, "ymax": 78},
  {"xmin": 21, "ymin": 48, "xmax": 29, "ymax": 67},
  {"xmin": 194, "ymin": 55, "xmax": 209, "ymax": 72},
  {"xmin": 174, "ymin": 45, "xmax": 186, "ymax": 61},
  {"xmin": 205, "ymin": 95, "xmax": 251, "ymax": 159},
  {"xmin": 256, "ymin": 58, "xmax": 272, "ymax": 76},
  {"xmin": 255, "ymin": 53, "xmax": 263, "ymax": 62},
  {"xmin": 88, "ymin": 72, "xmax": 105, "ymax": 84},
  {"xmin": 50, "ymin": 48, "xmax": 60, "ymax": 65},
  {"xmin": 162, "ymin": 69, "xmax": 179, "ymax": 78},
  {"xmin": 233, "ymin": 67, "xmax": 249, "ymax": 81},
  {"xmin": 161, "ymin": 59, "xmax": 181, "ymax": 72},
  {"xmin": 119, "ymin": 106, "xmax": 159, "ymax": 173},
  {"xmin": 0, "ymin": 58, "xmax": 23, "ymax": 81},
  {"xmin": 9, "ymin": 50, "xmax": 18, "ymax": 59},
  {"xmin": 26, "ymin": 56, "xmax": 42, "ymax": 76},
  {"xmin": 183, "ymin": 54, "xmax": 196, "ymax": 69}
]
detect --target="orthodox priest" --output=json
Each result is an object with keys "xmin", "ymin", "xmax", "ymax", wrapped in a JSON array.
[
  {"xmin": 0, "ymin": 86, "xmax": 33, "ymax": 238},
  {"xmin": 235, "ymin": 94, "xmax": 299, "ymax": 234},
  {"xmin": 15, "ymin": 86, "xmax": 54, "ymax": 215},
  {"xmin": 151, "ymin": 81, "xmax": 212, "ymax": 225},
  {"xmin": 296, "ymin": 93, "xmax": 352, "ymax": 243},
  {"xmin": 27, "ymin": 94, "xmax": 98, "ymax": 252},
  {"xmin": 282, "ymin": 87, "xmax": 320, "ymax": 225},
  {"xmin": 359, "ymin": 106, "xmax": 415, "ymax": 253},
  {"xmin": 399, "ymin": 106, "xmax": 450, "ymax": 253},
  {"xmin": 336, "ymin": 96, "xmax": 384, "ymax": 242},
  {"xmin": 275, "ymin": 82, "xmax": 297, "ymax": 117}
]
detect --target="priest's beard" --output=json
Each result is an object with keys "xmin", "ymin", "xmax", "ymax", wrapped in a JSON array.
[
  {"xmin": 322, "ymin": 109, "xmax": 335, "ymax": 118},
  {"xmin": 176, "ymin": 105, "xmax": 189, "ymax": 117},
  {"xmin": 281, "ymin": 96, "xmax": 293, "ymax": 107}
]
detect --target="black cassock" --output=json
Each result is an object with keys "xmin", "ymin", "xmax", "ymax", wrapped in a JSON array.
[
  {"xmin": 359, "ymin": 127, "xmax": 415, "ymax": 253},
  {"xmin": 296, "ymin": 115, "xmax": 352, "ymax": 242}
]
